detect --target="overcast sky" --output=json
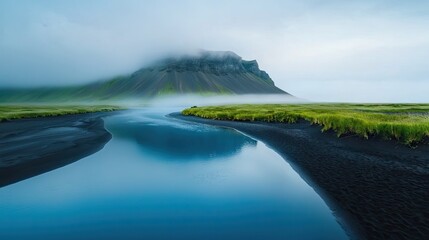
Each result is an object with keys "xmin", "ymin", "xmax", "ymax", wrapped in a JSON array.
[{"xmin": 1, "ymin": 0, "xmax": 428, "ymax": 102}]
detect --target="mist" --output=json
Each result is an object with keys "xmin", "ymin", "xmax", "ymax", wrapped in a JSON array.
[
  {"xmin": 1, "ymin": 0, "xmax": 428, "ymax": 102},
  {"xmin": 145, "ymin": 94, "xmax": 303, "ymax": 108}
]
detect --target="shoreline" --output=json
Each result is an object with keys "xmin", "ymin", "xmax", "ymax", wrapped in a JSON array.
[
  {"xmin": 0, "ymin": 105, "xmax": 120, "ymax": 122},
  {"xmin": 171, "ymin": 113, "xmax": 429, "ymax": 239},
  {"xmin": 0, "ymin": 112, "xmax": 116, "ymax": 187}
]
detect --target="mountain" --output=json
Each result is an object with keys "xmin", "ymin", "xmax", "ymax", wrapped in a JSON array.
[{"xmin": 0, "ymin": 51, "xmax": 289, "ymax": 102}]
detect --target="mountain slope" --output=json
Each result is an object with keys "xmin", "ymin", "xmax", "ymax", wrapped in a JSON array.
[{"xmin": 0, "ymin": 51, "xmax": 289, "ymax": 102}]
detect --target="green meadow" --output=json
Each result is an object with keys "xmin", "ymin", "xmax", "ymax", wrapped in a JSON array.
[
  {"xmin": 0, "ymin": 105, "xmax": 120, "ymax": 122},
  {"xmin": 182, "ymin": 104, "xmax": 429, "ymax": 145}
]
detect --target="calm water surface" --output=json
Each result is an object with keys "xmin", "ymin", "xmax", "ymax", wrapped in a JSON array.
[{"xmin": 0, "ymin": 108, "xmax": 347, "ymax": 239}]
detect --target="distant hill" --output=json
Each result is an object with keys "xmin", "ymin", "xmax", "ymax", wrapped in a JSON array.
[{"xmin": 0, "ymin": 51, "xmax": 289, "ymax": 102}]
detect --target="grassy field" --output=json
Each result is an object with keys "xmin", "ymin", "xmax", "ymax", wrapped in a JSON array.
[
  {"xmin": 182, "ymin": 104, "xmax": 429, "ymax": 145},
  {"xmin": 0, "ymin": 105, "xmax": 121, "ymax": 122}
]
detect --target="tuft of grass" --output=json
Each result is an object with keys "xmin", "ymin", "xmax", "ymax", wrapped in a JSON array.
[
  {"xmin": 0, "ymin": 104, "xmax": 121, "ymax": 122},
  {"xmin": 182, "ymin": 103, "xmax": 429, "ymax": 145}
]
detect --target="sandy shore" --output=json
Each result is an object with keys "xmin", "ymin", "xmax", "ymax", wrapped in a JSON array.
[
  {"xmin": 0, "ymin": 112, "xmax": 114, "ymax": 188},
  {"xmin": 172, "ymin": 113, "xmax": 429, "ymax": 240}
]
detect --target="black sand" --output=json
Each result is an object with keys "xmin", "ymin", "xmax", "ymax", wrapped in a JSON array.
[
  {"xmin": 0, "ymin": 112, "xmax": 114, "ymax": 188},
  {"xmin": 172, "ymin": 113, "xmax": 429, "ymax": 240}
]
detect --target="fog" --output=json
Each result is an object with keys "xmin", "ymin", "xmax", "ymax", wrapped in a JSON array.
[
  {"xmin": 1, "ymin": 0, "xmax": 428, "ymax": 102},
  {"xmin": 145, "ymin": 94, "xmax": 304, "ymax": 108}
]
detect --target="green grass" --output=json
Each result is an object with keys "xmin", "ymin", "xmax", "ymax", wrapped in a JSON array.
[
  {"xmin": 182, "ymin": 103, "xmax": 429, "ymax": 145},
  {"xmin": 0, "ymin": 104, "xmax": 121, "ymax": 122}
]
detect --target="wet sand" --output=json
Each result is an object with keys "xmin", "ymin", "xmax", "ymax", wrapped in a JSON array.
[
  {"xmin": 0, "ymin": 112, "xmax": 114, "ymax": 187},
  {"xmin": 172, "ymin": 113, "xmax": 429, "ymax": 240}
]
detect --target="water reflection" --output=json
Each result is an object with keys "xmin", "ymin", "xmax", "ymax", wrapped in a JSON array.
[
  {"xmin": 105, "ymin": 109, "xmax": 256, "ymax": 160},
  {"xmin": 0, "ymin": 108, "xmax": 347, "ymax": 240}
]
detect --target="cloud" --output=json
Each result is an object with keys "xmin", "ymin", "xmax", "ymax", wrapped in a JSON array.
[{"xmin": 0, "ymin": 0, "xmax": 428, "ymax": 102}]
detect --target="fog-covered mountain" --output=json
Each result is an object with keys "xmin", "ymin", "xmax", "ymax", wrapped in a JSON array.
[{"xmin": 0, "ymin": 51, "xmax": 289, "ymax": 102}]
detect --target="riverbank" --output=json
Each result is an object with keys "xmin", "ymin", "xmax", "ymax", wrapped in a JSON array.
[
  {"xmin": 182, "ymin": 104, "xmax": 429, "ymax": 145},
  {"xmin": 172, "ymin": 113, "xmax": 429, "ymax": 239},
  {"xmin": 0, "ymin": 112, "xmax": 116, "ymax": 187},
  {"xmin": 0, "ymin": 104, "xmax": 120, "ymax": 122}
]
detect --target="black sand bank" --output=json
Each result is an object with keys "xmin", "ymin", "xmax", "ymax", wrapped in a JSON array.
[
  {"xmin": 172, "ymin": 113, "xmax": 429, "ymax": 240},
  {"xmin": 0, "ymin": 112, "xmax": 114, "ymax": 187}
]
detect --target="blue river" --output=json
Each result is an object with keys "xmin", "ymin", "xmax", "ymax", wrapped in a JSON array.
[{"xmin": 0, "ymin": 108, "xmax": 347, "ymax": 239}]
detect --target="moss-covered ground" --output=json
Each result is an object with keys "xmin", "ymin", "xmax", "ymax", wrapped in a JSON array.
[
  {"xmin": 0, "ymin": 105, "xmax": 120, "ymax": 122},
  {"xmin": 182, "ymin": 103, "xmax": 429, "ymax": 145}
]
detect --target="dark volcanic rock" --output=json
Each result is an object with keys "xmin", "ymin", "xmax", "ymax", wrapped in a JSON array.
[{"xmin": 153, "ymin": 51, "xmax": 272, "ymax": 81}]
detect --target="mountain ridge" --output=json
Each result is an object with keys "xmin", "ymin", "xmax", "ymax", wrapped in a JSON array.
[{"xmin": 0, "ymin": 51, "xmax": 290, "ymax": 102}]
